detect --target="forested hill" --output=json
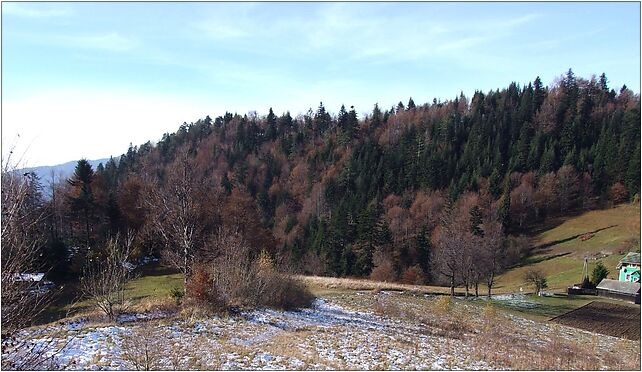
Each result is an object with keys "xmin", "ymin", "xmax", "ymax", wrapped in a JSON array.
[{"xmin": 49, "ymin": 70, "xmax": 640, "ymax": 284}]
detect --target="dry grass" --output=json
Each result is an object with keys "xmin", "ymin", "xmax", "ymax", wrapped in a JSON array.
[
  {"xmin": 131, "ymin": 297, "xmax": 179, "ymax": 315},
  {"xmin": 326, "ymin": 291, "xmax": 640, "ymax": 370},
  {"xmin": 297, "ymin": 275, "xmax": 478, "ymax": 296}
]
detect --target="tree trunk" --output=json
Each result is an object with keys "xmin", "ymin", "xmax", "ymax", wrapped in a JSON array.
[
  {"xmin": 465, "ymin": 282, "xmax": 469, "ymax": 298},
  {"xmin": 84, "ymin": 207, "xmax": 90, "ymax": 248},
  {"xmin": 475, "ymin": 282, "xmax": 479, "ymax": 297},
  {"xmin": 487, "ymin": 272, "xmax": 495, "ymax": 298},
  {"xmin": 450, "ymin": 276, "xmax": 455, "ymax": 297},
  {"xmin": 183, "ymin": 244, "xmax": 188, "ymax": 287}
]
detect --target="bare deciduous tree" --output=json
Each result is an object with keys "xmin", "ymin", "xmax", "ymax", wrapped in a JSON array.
[
  {"xmin": 1, "ymin": 155, "xmax": 50, "ymax": 333},
  {"xmin": 143, "ymin": 149, "xmax": 217, "ymax": 287},
  {"xmin": 433, "ymin": 205, "xmax": 467, "ymax": 297},
  {"xmin": 1, "ymin": 151, "xmax": 71, "ymax": 370},
  {"xmin": 80, "ymin": 233, "xmax": 134, "ymax": 320},
  {"xmin": 480, "ymin": 219, "xmax": 505, "ymax": 298}
]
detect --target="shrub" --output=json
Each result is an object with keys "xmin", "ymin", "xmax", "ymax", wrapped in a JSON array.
[
  {"xmin": 185, "ymin": 267, "xmax": 225, "ymax": 312},
  {"xmin": 369, "ymin": 248, "xmax": 396, "ymax": 282},
  {"xmin": 80, "ymin": 236, "xmax": 134, "ymax": 321},
  {"xmin": 608, "ymin": 182, "xmax": 629, "ymax": 205},
  {"xmin": 433, "ymin": 295, "xmax": 453, "ymax": 315},
  {"xmin": 120, "ymin": 323, "xmax": 162, "ymax": 370},
  {"xmin": 259, "ymin": 273, "xmax": 315, "ymax": 310},
  {"xmin": 523, "ymin": 269, "xmax": 548, "ymax": 296},
  {"xmin": 169, "ymin": 287, "xmax": 184, "ymax": 305},
  {"xmin": 401, "ymin": 265, "xmax": 425, "ymax": 285},
  {"xmin": 186, "ymin": 228, "xmax": 314, "ymax": 312}
]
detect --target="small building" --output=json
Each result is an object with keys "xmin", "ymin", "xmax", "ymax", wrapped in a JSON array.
[
  {"xmin": 596, "ymin": 278, "xmax": 640, "ymax": 304},
  {"xmin": 617, "ymin": 252, "xmax": 641, "ymax": 282}
]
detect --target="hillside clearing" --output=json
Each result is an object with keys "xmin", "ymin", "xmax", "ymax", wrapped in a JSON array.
[{"xmin": 495, "ymin": 203, "xmax": 640, "ymax": 292}]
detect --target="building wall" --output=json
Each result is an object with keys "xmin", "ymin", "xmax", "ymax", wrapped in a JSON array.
[
  {"xmin": 597, "ymin": 289, "xmax": 641, "ymax": 304},
  {"xmin": 619, "ymin": 266, "xmax": 641, "ymax": 282}
]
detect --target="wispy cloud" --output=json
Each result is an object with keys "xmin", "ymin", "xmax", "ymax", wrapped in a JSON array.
[
  {"xmin": 58, "ymin": 32, "xmax": 139, "ymax": 52},
  {"xmin": 3, "ymin": 3, "xmax": 72, "ymax": 18},
  {"xmin": 186, "ymin": 3, "xmax": 539, "ymax": 67},
  {"xmin": 192, "ymin": 21, "xmax": 249, "ymax": 40}
]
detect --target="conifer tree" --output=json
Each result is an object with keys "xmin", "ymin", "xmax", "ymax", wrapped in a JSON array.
[
  {"xmin": 266, "ymin": 107, "xmax": 277, "ymax": 140},
  {"xmin": 407, "ymin": 97, "xmax": 416, "ymax": 110},
  {"xmin": 498, "ymin": 184, "xmax": 511, "ymax": 230},
  {"xmin": 68, "ymin": 159, "xmax": 95, "ymax": 247}
]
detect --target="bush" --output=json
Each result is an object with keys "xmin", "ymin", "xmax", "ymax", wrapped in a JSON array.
[
  {"xmin": 80, "ymin": 236, "xmax": 134, "ymax": 321},
  {"xmin": 401, "ymin": 265, "xmax": 425, "ymax": 285},
  {"xmin": 185, "ymin": 268, "xmax": 225, "ymax": 312},
  {"xmin": 185, "ymin": 229, "xmax": 314, "ymax": 312},
  {"xmin": 523, "ymin": 269, "xmax": 548, "ymax": 295},
  {"xmin": 169, "ymin": 287, "xmax": 184, "ymax": 305},
  {"xmin": 259, "ymin": 273, "xmax": 315, "ymax": 310},
  {"xmin": 120, "ymin": 323, "xmax": 162, "ymax": 370},
  {"xmin": 369, "ymin": 248, "xmax": 396, "ymax": 282},
  {"xmin": 433, "ymin": 295, "xmax": 453, "ymax": 315}
]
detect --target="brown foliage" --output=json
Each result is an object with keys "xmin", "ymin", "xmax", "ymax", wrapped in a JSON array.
[
  {"xmin": 401, "ymin": 265, "xmax": 425, "ymax": 285},
  {"xmin": 223, "ymin": 188, "xmax": 276, "ymax": 255},
  {"xmin": 187, "ymin": 228, "xmax": 314, "ymax": 312},
  {"xmin": 608, "ymin": 182, "xmax": 629, "ymax": 205},
  {"xmin": 370, "ymin": 248, "xmax": 396, "ymax": 282}
]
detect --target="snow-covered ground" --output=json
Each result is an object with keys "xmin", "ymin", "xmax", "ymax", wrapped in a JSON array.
[{"xmin": 2, "ymin": 293, "xmax": 639, "ymax": 370}]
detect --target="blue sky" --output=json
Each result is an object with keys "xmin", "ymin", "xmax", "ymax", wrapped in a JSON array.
[{"xmin": 2, "ymin": 1, "xmax": 640, "ymax": 167}]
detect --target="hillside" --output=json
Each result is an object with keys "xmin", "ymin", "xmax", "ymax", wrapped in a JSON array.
[
  {"xmin": 495, "ymin": 202, "xmax": 641, "ymax": 292},
  {"xmin": 28, "ymin": 71, "xmax": 641, "ymax": 291}
]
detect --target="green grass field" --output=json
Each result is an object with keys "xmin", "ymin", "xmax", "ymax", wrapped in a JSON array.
[
  {"xmin": 37, "ymin": 265, "xmax": 183, "ymax": 325},
  {"xmin": 495, "ymin": 202, "xmax": 640, "ymax": 292}
]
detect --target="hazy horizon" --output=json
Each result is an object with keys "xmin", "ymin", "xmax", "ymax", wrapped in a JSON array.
[{"xmin": 2, "ymin": 1, "xmax": 640, "ymax": 167}]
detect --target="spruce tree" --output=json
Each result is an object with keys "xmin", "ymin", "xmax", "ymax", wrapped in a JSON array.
[
  {"xmin": 407, "ymin": 97, "xmax": 416, "ymax": 110},
  {"xmin": 498, "ymin": 185, "xmax": 511, "ymax": 230},
  {"xmin": 266, "ymin": 107, "xmax": 277, "ymax": 140},
  {"xmin": 68, "ymin": 159, "xmax": 95, "ymax": 247},
  {"xmin": 469, "ymin": 205, "xmax": 484, "ymax": 236},
  {"xmin": 415, "ymin": 225, "xmax": 432, "ymax": 281}
]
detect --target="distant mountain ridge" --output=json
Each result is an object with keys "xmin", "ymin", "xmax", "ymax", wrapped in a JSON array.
[{"xmin": 20, "ymin": 157, "xmax": 116, "ymax": 192}]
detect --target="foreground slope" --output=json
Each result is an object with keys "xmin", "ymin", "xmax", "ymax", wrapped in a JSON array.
[{"xmin": 5, "ymin": 291, "xmax": 639, "ymax": 370}]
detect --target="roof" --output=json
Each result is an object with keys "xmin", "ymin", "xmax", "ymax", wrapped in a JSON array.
[
  {"xmin": 596, "ymin": 279, "xmax": 641, "ymax": 295},
  {"xmin": 617, "ymin": 252, "xmax": 641, "ymax": 269}
]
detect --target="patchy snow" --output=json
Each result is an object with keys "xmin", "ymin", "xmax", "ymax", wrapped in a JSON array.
[
  {"xmin": 3, "ymin": 294, "xmax": 637, "ymax": 370},
  {"xmin": 14, "ymin": 273, "xmax": 45, "ymax": 282},
  {"xmin": 116, "ymin": 310, "xmax": 170, "ymax": 323}
]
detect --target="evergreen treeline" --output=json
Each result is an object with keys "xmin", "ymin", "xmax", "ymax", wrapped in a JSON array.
[{"xmin": 36, "ymin": 70, "xmax": 640, "ymax": 285}]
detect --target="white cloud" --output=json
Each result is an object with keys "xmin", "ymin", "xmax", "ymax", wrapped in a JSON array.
[
  {"xmin": 2, "ymin": 3, "xmax": 72, "ymax": 18},
  {"xmin": 187, "ymin": 3, "xmax": 538, "ymax": 67},
  {"xmin": 59, "ymin": 32, "xmax": 139, "ymax": 52},
  {"xmin": 2, "ymin": 90, "xmax": 218, "ymax": 167}
]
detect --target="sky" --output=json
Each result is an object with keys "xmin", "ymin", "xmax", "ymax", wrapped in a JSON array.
[{"xmin": 2, "ymin": 1, "xmax": 640, "ymax": 167}]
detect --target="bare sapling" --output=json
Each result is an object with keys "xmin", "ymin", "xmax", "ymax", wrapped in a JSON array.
[{"xmin": 80, "ymin": 232, "xmax": 135, "ymax": 321}]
